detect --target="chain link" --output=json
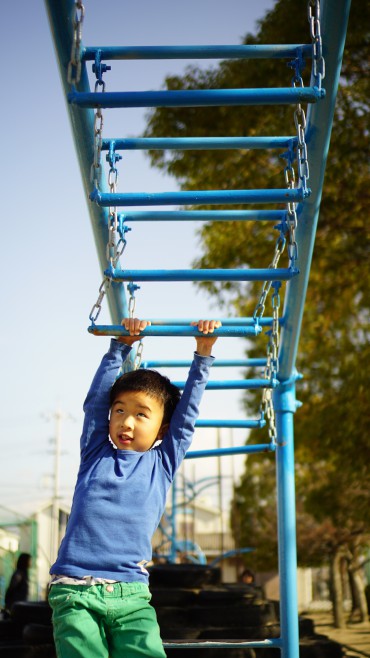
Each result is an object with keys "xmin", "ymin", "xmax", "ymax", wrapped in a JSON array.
[
  {"xmin": 308, "ymin": 0, "xmax": 325, "ymax": 86},
  {"xmin": 67, "ymin": 1, "xmax": 85, "ymax": 85},
  {"xmin": 89, "ymin": 221, "xmax": 128, "ymax": 324}
]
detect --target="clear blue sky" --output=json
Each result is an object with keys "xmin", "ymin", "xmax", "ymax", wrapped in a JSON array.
[{"xmin": 0, "ymin": 0, "xmax": 277, "ymax": 514}]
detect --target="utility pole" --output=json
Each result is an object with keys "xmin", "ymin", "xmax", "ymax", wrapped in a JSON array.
[{"xmin": 50, "ymin": 408, "xmax": 63, "ymax": 565}]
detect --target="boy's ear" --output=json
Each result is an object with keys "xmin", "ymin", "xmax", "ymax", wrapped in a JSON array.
[{"xmin": 156, "ymin": 424, "xmax": 169, "ymax": 441}]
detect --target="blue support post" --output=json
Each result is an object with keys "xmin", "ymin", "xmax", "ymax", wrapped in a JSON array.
[{"xmin": 274, "ymin": 383, "xmax": 299, "ymax": 658}]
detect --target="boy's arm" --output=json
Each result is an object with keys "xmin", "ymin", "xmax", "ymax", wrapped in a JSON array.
[
  {"xmin": 80, "ymin": 340, "xmax": 132, "ymax": 459},
  {"xmin": 158, "ymin": 320, "xmax": 221, "ymax": 478},
  {"xmin": 80, "ymin": 318, "xmax": 151, "ymax": 460}
]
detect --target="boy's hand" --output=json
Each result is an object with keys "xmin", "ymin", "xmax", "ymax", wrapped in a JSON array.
[
  {"xmin": 191, "ymin": 320, "xmax": 222, "ymax": 356},
  {"xmin": 117, "ymin": 318, "xmax": 151, "ymax": 345}
]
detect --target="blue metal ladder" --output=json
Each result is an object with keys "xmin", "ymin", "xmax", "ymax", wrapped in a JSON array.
[{"xmin": 44, "ymin": 1, "xmax": 351, "ymax": 655}]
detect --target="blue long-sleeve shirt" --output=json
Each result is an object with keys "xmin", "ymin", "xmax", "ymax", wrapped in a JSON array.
[{"xmin": 50, "ymin": 340, "xmax": 214, "ymax": 583}]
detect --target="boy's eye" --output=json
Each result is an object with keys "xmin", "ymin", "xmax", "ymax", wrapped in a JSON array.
[{"xmin": 137, "ymin": 412, "xmax": 148, "ymax": 418}]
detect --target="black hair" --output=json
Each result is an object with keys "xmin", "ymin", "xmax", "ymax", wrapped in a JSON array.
[
  {"xmin": 110, "ymin": 368, "xmax": 181, "ymax": 426},
  {"xmin": 16, "ymin": 553, "xmax": 31, "ymax": 571}
]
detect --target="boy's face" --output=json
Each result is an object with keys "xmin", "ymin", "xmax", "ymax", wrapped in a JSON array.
[{"xmin": 109, "ymin": 390, "xmax": 166, "ymax": 452}]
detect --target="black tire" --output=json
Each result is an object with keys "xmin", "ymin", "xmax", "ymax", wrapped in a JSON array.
[
  {"xmin": 149, "ymin": 564, "xmax": 221, "ymax": 588},
  {"xmin": 190, "ymin": 601, "xmax": 277, "ymax": 627},
  {"xmin": 11, "ymin": 603, "xmax": 52, "ymax": 628},
  {"xmin": 0, "ymin": 619, "xmax": 21, "ymax": 640},
  {"xmin": 151, "ymin": 587, "xmax": 198, "ymax": 607},
  {"xmin": 22, "ymin": 624, "xmax": 54, "ymax": 645}
]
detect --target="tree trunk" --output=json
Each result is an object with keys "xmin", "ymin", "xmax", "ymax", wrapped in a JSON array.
[
  {"xmin": 348, "ymin": 545, "xmax": 369, "ymax": 624},
  {"xmin": 331, "ymin": 549, "xmax": 346, "ymax": 628}
]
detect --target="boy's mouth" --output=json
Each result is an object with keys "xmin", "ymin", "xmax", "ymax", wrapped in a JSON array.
[{"xmin": 117, "ymin": 434, "xmax": 133, "ymax": 445}]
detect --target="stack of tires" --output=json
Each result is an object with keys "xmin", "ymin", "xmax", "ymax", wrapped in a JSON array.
[{"xmin": 0, "ymin": 566, "xmax": 344, "ymax": 657}]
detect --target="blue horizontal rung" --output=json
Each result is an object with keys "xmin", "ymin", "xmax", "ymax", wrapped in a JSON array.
[
  {"xmin": 105, "ymin": 267, "xmax": 299, "ymax": 282},
  {"xmin": 185, "ymin": 444, "xmax": 276, "ymax": 459},
  {"xmin": 91, "ymin": 187, "xmax": 307, "ymax": 206},
  {"xmin": 83, "ymin": 44, "xmax": 312, "ymax": 61},
  {"xmin": 195, "ymin": 419, "xmax": 266, "ymax": 429},
  {"xmin": 173, "ymin": 379, "xmax": 278, "ymax": 390},
  {"xmin": 102, "ymin": 137, "xmax": 296, "ymax": 151},
  {"xmin": 119, "ymin": 210, "xmax": 286, "ymax": 222},
  {"xmin": 142, "ymin": 318, "xmax": 274, "ymax": 326},
  {"xmin": 68, "ymin": 87, "xmax": 325, "ymax": 109},
  {"xmin": 88, "ymin": 325, "xmax": 262, "ymax": 337},
  {"xmin": 141, "ymin": 358, "xmax": 267, "ymax": 368}
]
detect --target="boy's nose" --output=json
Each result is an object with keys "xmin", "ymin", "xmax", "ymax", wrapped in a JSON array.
[{"xmin": 121, "ymin": 415, "xmax": 134, "ymax": 429}]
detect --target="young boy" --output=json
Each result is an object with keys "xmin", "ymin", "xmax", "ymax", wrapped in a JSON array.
[{"xmin": 48, "ymin": 317, "xmax": 221, "ymax": 658}]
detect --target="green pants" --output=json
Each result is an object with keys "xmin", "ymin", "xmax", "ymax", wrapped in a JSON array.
[{"xmin": 48, "ymin": 582, "xmax": 166, "ymax": 658}]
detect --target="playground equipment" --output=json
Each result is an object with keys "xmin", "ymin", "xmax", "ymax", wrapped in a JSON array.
[{"xmin": 44, "ymin": 1, "xmax": 351, "ymax": 656}]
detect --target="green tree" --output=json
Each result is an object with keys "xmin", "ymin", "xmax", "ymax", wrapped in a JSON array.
[{"xmin": 144, "ymin": 0, "xmax": 370, "ymax": 624}]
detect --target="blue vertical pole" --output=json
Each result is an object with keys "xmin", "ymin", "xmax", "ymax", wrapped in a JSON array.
[
  {"xmin": 274, "ymin": 382, "xmax": 299, "ymax": 658},
  {"xmin": 170, "ymin": 478, "xmax": 177, "ymax": 563}
]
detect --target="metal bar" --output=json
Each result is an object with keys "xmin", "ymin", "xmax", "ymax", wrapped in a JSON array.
[
  {"xmin": 88, "ymin": 325, "xmax": 262, "ymax": 338},
  {"xmin": 105, "ymin": 267, "xmax": 299, "ymax": 282},
  {"xmin": 140, "ymin": 318, "xmax": 274, "ymax": 326},
  {"xmin": 83, "ymin": 44, "xmax": 311, "ymax": 61},
  {"xmin": 163, "ymin": 639, "xmax": 281, "ymax": 649},
  {"xmin": 185, "ymin": 443, "xmax": 275, "ymax": 459},
  {"xmin": 44, "ymin": 0, "xmax": 128, "ymax": 323},
  {"xmin": 68, "ymin": 86, "xmax": 325, "ymax": 109},
  {"xmin": 119, "ymin": 210, "xmax": 286, "ymax": 222},
  {"xmin": 91, "ymin": 187, "xmax": 306, "ymax": 207},
  {"xmin": 173, "ymin": 379, "xmax": 278, "ymax": 390},
  {"xmin": 195, "ymin": 420, "xmax": 265, "ymax": 429},
  {"xmin": 274, "ymin": 383, "xmax": 299, "ymax": 658},
  {"xmin": 102, "ymin": 136, "xmax": 296, "ymax": 151},
  {"xmin": 141, "ymin": 359, "xmax": 267, "ymax": 368},
  {"xmin": 279, "ymin": 0, "xmax": 352, "ymax": 380}
]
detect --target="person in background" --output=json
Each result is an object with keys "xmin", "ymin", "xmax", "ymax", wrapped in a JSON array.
[{"xmin": 5, "ymin": 553, "xmax": 32, "ymax": 612}]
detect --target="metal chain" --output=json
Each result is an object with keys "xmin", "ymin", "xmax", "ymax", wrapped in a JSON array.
[
  {"xmin": 308, "ymin": 0, "xmax": 325, "ymax": 87},
  {"xmin": 89, "ymin": 221, "xmax": 128, "ymax": 324},
  {"xmin": 91, "ymin": 108, "xmax": 104, "ymax": 189},
  {"xmin": 261, "ymin": 283, "xmax": 281, "ymax": 445},
  {"xmin": 127, "ymin": 283, "xmax": 144, "ymax": 369},
  {"xmin": 67, "ymin": 1, "xmax": 85, "ymax": 85}
]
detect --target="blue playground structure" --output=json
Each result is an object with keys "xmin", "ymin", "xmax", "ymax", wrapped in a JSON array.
[{"xmin": 44, "ymin": 1, "xmax": 351, "ymax": 655}]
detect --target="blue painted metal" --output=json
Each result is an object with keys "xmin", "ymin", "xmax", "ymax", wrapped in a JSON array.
[
  {"xmin": 195, "ymin": 419, "xmax": 265, "ymax": 429},
  {"xmin": 88, "ymin": 325, "xmax": 261, "ymax": 337},
  {"xmin": 138, "ymin": 318, "xmax": 274, "ymax": 327},
  {"xmin": 43, "ymin": 0, "xmax": 128, "ymax": 323},
  {"xmin": 91, "ymin": 187, "xmax": 307, "ymax": 206},
  {"xmin": 173, "ymin": 379, "xmax": 278, "ymax": 390},
  {"xmin": 274, "ymin": 383, "xmax": 299, "ymax": 658},
  {"xmin": 185, "ymin": 444, "xmax": 275, "ymax": 459},
  {"xmin": 141, "ymin": 359, "xmax": 267, "ymax": 368},
  {"xmin": 102, "ymin": 136, "xmax": 296, "ymax": 150},
  {"xmin": 119, "ymin": 209, "xmax": 286, "ymax": 222},
  {"xmin": 83, "ymin": 44, "xmax": 312, "ymax": 61},
  {"xmin": 68, "ymin": 86, "xmax": 325, "ymax": 108},
  {"xmin": 163, "ymin": 639, "xmax": 282, "ymax": 649},
  {"xmin": 104, "ymin": 267, "xmax": 299, "ymax": 282},
  {"xmin": 45, "ymin": 3, "xmax": 351, "ymax": 656},
  {"xmin": 278, "ymin": 0, "xmax": 352, "ymax": 381}
]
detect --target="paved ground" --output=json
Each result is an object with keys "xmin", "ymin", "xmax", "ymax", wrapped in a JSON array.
[{"xmin": 303, "ymin": 611, "xmax": 370, "ymax": 657}]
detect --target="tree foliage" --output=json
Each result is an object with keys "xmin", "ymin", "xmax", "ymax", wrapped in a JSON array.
[{"xmin": 144, "ymin": 0, "xmax": 370, "ymax": 579}]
